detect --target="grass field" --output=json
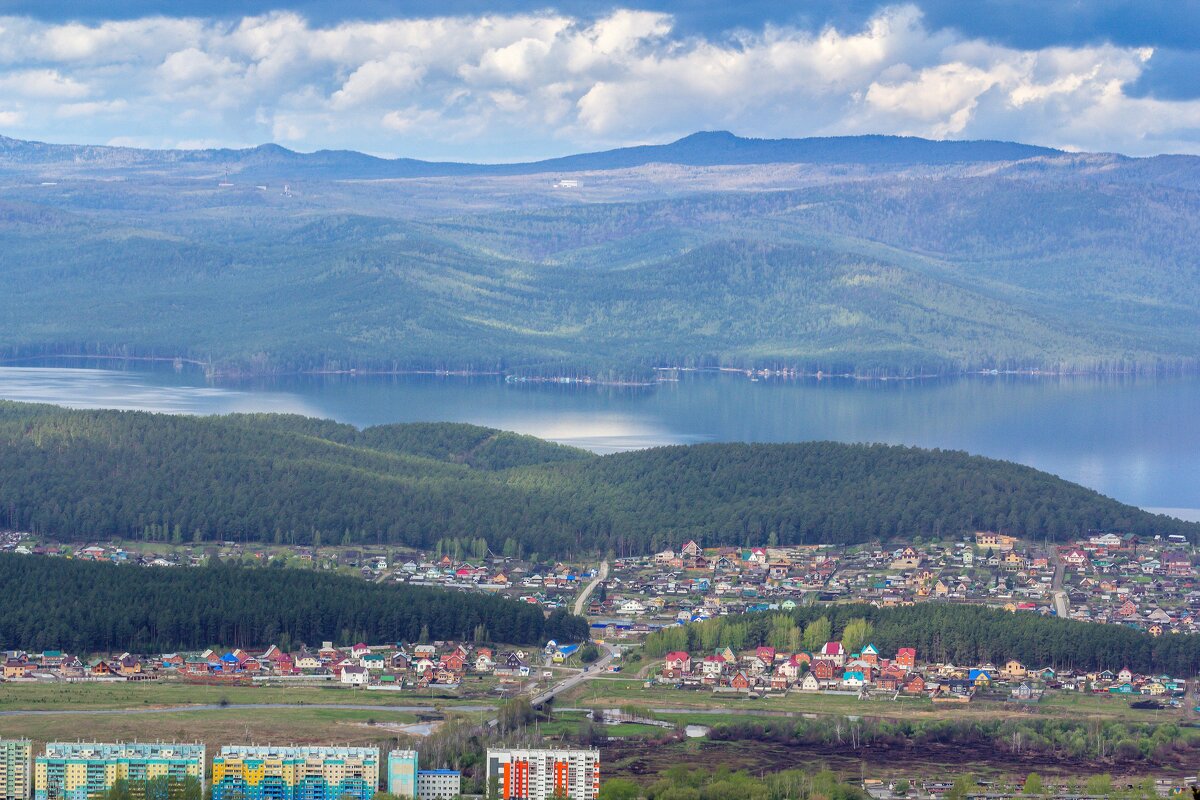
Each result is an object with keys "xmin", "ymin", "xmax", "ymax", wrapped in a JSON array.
[
  {"xmin": 0, "ymin": 707, "xmax": 424, "ymax": 754},
  {"xmin": 560, "ymin": 678, "xmax": 1189, "ymax": 723},
  {"xmin": 0, "ymin": 682, "xmax": 488, "ymax": 712}
]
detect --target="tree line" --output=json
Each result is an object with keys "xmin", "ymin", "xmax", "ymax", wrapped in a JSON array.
[
  {"xmin": 0, "ymin": 554, "xmax": 587, "ymax": 653},
  {"xmin": 0, "ymin": 403, "xmax": 1193, "ymax": 557}
]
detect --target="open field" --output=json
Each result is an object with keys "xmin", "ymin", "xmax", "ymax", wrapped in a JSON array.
[
  {"xmin": 0, "ymin": 706, "xmax": 425, "ymax": 754},
  {"xmin": 561, "ymin": 678, "xmax": 1192, "ymax": 723},
  {"xmin": 0, "ymin": 682, "xmax": 492, "ymax": 712}
]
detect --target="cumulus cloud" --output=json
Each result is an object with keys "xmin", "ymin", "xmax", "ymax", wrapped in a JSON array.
[{"xmin": 0, "ymin": 5, "xmax": 1197, "ymax": 158}]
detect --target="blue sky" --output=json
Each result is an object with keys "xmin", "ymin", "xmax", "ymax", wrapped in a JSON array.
[{"xmin": 1, "ymin": 0, "xmax": 1198, "ymax": 159}]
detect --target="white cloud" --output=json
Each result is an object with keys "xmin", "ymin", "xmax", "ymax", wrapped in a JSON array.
[
  {"xmin": 0, "ymin": 68, "xmax": 88, "ymax": 99},
  {"xmin": 0, "ymin": 7, "xmax": 1198, "ymax": 157}
]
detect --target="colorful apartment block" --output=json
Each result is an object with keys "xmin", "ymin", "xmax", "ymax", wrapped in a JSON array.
[
  {"xmin": 211, "ymin": 746, "xmax": 379, "ymax": 800},
  {"xmin": 385, "ymin": 751, "xmax": 418, "ymax": 799},
  {"xmin": 34, "ymin": 743, "xmax": 205, "ymax": 800},
  {"xmin": 486, "ymin": 749, "xmax": 600, "ymax": 800},
  {"xmin": 0, "ymin": 740, "xmax": 32, "ymax": 800}
]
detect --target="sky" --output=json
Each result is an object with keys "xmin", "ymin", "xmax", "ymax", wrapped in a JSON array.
[{"xmin": 0, "ymin": 0, "xmax": 1199, "ymax": 160}]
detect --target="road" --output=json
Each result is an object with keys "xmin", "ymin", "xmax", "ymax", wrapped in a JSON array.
[
  {"xmin": 526, "ymin": 560, "xmax": 614, "ymax": 709},
  {"xmin": 574, "ymin": 560, "xmax": 608, "ymax": 616},
  {"xmin": 1049, "ymin": 547, "xmax": 1070, "ymax": 619}
]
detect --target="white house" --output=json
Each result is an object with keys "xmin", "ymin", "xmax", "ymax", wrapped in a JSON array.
[{"xmin": 340, "ymin": 665, "xmax": 369, "ymax": 686}]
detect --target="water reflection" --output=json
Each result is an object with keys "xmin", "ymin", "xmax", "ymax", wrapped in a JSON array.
[{"xmin": 0, "ymin": 365, "xmax": 1197, "ymax": 514}]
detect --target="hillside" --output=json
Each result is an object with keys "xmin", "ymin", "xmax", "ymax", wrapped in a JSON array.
[
  {"xmin": 0, "ymin": 132, "xmax": 1196, "ymax": 377},
  {"xmin": 0, "ymin": 402, "xmax": 1194, "ymax": 554}
]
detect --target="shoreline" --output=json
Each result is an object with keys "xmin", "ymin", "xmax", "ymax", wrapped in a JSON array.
[{"xmin": 0, "ymin": 353, "xmax": 1190, "ymax": 387}]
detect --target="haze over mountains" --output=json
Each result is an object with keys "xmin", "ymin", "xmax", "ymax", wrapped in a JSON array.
[{"xmin": 1, "ymin": 131, "xmax": 1198, "ymax": 377}]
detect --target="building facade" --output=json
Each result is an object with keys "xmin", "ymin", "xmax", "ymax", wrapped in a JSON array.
[
  {"xmin": 415, "ymin": 771, "xmax": 459, "ymax": 800},
  {"xmin": 211, "ymin": 746, "xmax": 379, "ymax": 800},
  {"xmin": 486, "ymin": 749, "xmax": 600, "ymax": 800},
  {"xmin": 385, "ymin": 751, "xmax": 418, "ymax": 799},
  {"xmin": 0, "ymin": 740, "xmax": 32, "ymax": 800},
  {"xmin": 34, "ymin": 743, "xmax": 205, "ymax": 800}
]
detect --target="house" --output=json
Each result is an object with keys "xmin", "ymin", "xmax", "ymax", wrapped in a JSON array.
[
  {"xmin": 902, "ymin": 675, "xmax": 926, "ymax": 694},
  {"xmin": 361, "ymin": 653, "xmax": 386, "ymax": 670},
  {"xmin": 351, "ymin": 643, "xmax": 371, "ymax": 659},
  {"xmin": 495, "ymin": 652, "xmax": 530, "ymax": 678},
  {"xmin": 161, "ymin": 653, "xmax": 184, "ymax": 669},
  {"xmin": 340, "ymin": 665, "xmax": 369, "ymax": 686},
  {"xmin": 619, "ymin": 599, "xmax": 646, "ymax": 615},
  {"xmin": 3, "ymin": 659, "xmax": 35, "ymax": 679},
  {"xmin": 1011, "ymin": 682, "xmax": 1037, "ymax": 701},
  {"xmin": 860, "ymin": 644, "xmax": 880, "ymax": 665},
  {"xmin": 664, "ymin": 652, "xmax": 692, "ymax": 674},
  {"xmin": 800, "ymin": 673, "xmax": 821, "ymax": 692},
  {"xmin": 680, "ymin": 540, "xmax": 702, "ymax": 558},
  {"xmin": 1002, "ymin": 660, "xmax": 1027, "ymax": 680},
  {"xmin": 968, "ymin": 668, "xmax": 992, "ymax": 686},
  {"xmin": 819, "ymin": 641, "xmax": 846, "ymax": 666},
  {"xmin": 730, "ymin": 671, "xmax": 751, "ymax": 691},
  {"xmin": 1164, "ymin": 552, "xmax": 1192, "ymax": 577},
  {"xmin": 842, "ymin": 670, "xmax": 866, "ymax": 689},
  {"xmin": 1062, "ymin": 549, "xmax": 1089, "ymax": 567},
  {"xmin": 976, "ymin": 532, "xmax": 1018, "ymax": 551},
  {"xmin": 812, "ymin": 659, "xmax": 836, "ymax": 681},
  {"xmin": 295, "ymin": 650, "xmax": 322, "ymax": 671},
  {"xmin": 895, "ymin": 647, "xmax": 917, "ymax": 670},
  {"xmin": 699, "ymin": 655, "xmax": 726, "ymax": 678}
]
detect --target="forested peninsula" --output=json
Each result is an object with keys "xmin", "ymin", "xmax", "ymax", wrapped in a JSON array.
[{"xmin": 1, "ymin": 402, "xmax": 1195, "ymax": 556}]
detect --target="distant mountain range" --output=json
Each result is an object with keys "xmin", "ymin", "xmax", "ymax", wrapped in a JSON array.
[
  {"xmin": 0, "ymin": 130, "xmax": 1197, "ymax": 376},
  {"xmin": 0, "ymin": 130, "xmax": 1069, "ymax": 179}
]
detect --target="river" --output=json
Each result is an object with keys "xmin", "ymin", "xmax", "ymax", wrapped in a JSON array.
[{"xmin": 0, "ymin": 363, "xmax": 1197, "ymax": 519}]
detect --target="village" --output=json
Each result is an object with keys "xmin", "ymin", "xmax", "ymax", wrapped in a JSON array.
[
  {"xmin": 0, "ymin": 529, "xmax": 1197, "ymax": 710},
  {"xmin": 593, "ymin": 532, "xmax": 1199, "ymax": 637},
  {"xmin": 0, "ymin": 636, "xmax": 608, "ymax": 693},
  {"xmin": 653, "ymin": 638, "xmax": 1192, "ymax": 704}
]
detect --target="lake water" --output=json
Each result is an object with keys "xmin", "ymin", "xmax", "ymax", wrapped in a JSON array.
[{"xmin": 1, "ymin": 364, "xmax": 1198, "ymax": 519}]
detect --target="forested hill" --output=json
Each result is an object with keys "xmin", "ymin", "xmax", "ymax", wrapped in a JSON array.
[
  {"xmin": 2, "ymin": 133, "xmax": 1198, "ymax": 378},
  {"xmin": 0, "ymin": 402, "xmax": 1194, "ymax": 555},
  {"xmin": 0, "ymin": 553, "xmax": 587, "ymax": 652}
]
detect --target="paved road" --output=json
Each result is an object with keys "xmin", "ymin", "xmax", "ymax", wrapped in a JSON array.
[
  {"xmin": 531, "ymin": 642, "xmax": 616, "ymax": 708},
  {"xmin": 574, "ymin": 560, "xmax": 609, "ymax": 616},
  {"xmin": 1049, "ymin": 547, "xmax": 1070, "ymax": 618}
]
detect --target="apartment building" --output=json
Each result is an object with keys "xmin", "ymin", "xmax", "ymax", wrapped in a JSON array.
[
  {"xmin": 0, "ymin": 740, "xmax": 32, "ymax": 800},
  {"xmin": 34, "ymin": 743, "xmax": 205, "ymax": 800},
  {"xmin": 386, "ymin": 751, "xmax": 418, "ymax": 799},
  {"xmin": 211, "ymin": 746, "xmax": 379, "ymax": 800},
  {"xmin": 415, "ymin": 771, "xmax": 459, "ymax": 800},
  {"xmin": 486, "ymin": 749, "xmax": 600, "ymax": 800}
]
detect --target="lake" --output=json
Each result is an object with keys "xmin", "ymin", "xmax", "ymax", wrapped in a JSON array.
[{"xmin": 1, "ymin": 363, "xmax": 1198, "ymax": 520}]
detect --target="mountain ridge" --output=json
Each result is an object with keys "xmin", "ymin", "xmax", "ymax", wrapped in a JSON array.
[{"xmin": 0, "ymin": 130, "xmax": 1074, "ymax": 179}]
